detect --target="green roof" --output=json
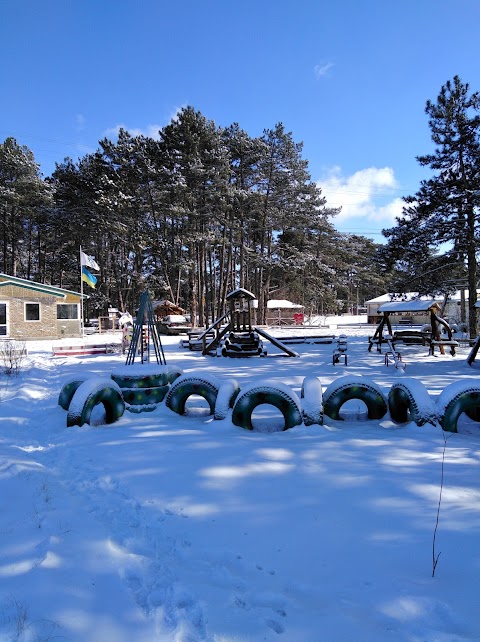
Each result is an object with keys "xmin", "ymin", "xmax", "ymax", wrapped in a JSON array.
[{"xmin": 0, "ymin": 273, "xmax": 83, "ymax": 299}]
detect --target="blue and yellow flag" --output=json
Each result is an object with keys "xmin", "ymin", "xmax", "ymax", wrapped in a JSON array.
[{"xmin": 81, "ymin": 266, "xmax": 97, "ymax": 289}]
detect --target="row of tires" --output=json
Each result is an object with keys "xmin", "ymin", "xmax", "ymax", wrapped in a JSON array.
[{"xmin": 59, "ymin": 367, "xmax": 480, "ymax": 434}]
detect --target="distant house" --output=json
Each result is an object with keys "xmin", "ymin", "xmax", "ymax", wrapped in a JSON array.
[
  {"xmin": 0, "ymin": 273, "xmax": 82, "ymax": 340},
  {"xmin": 252, "ymin": 299, "xmax": 305, "ymax": 326},
  {"xmin": 366, "ymin": 291, "xmax": 480, "ymax": 326}
]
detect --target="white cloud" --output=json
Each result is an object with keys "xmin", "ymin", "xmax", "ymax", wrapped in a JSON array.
[
  {"xmin": 76, "ymin": 114, "xmax": 86, "ymax": 130},
  {"xmin": 103, "ymin": 123, "xmax": 163, "ymax": 140},
  {"xmin": 317, "ymin": 166, "xmax": 404, "ymax": 228},
  {"xmin": 103, "ymin": 104, "xmax": 188, "ymax": 142},
  {"xmin": 168, "ymin": 104, "xmax": 188, "ymax": 122},
  {"xmin": 314, "ymin": 62, "xmax": 334, "ymax": 78}
]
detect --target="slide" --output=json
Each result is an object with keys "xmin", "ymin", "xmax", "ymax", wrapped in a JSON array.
[{"xmin": 254, "ymin": 326, "xmax": 300, "ymax": 357}]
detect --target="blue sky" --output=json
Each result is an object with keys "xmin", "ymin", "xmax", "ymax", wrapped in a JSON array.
[{"xmin": 1, "ymin": 0, "xmax": 479, "ymax": 242}]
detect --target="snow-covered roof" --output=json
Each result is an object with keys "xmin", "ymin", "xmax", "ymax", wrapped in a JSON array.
[
  {"xmin": 252, "ymin": 299, "xmax": 304, "ymax": 309},
  {"xmin": 226, "ymin": 288, "xmax": 256, "ymax": 301},
  {"xmin": 365, "ymin": 293, "xmax": 440, "ymax": 305},
  {"xmin": 377, "ymin": 300, "xmax": 439, "ymax": 313},
  {"xmin": 367, "ymin": 290, "xmax": 480, "ymax": 305}
]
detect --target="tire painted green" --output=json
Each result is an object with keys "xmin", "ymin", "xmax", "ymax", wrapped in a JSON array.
[
  {"xmin": 465, "ymin": 406, "xmax": 480, "ymax": 422},
  {"xmin": 300, "ymin": 375, "xmax": 323, "ymax": 426},
  {"xmin": 58, "ymin": 377, "xmax": 88, "ymax": 410},
  {"xmin": 388, "ymin": 379, "xmax": 435, "ymax": 426},
  {"xmin": 232, "ymin": 383, "xmax": 302, "ymax": 431},
  {"xmin": 121, "ymin": 384, "xmax": 170, "ymax": 406},
  {"xmin": 67, "ymin": 383, "xmax": 125, "ymax": 427},
  {"xmin": 165, "ymin": 375, "xmax": 220, "ymax": 416},
  {"xmin": 438, "ymin": 382, "xmax": 480, "ymax": 433},
  {"xmin": 323, "ymin": 377, "xmax": 387, "ymax": 421}
]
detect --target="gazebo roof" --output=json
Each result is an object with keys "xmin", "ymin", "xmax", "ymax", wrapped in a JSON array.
[{"xmin": 377, "ymin": 300, "xmax": 440, "ymax": 313}]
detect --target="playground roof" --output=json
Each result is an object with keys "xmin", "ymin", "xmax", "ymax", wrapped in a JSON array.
[
  {"xmin": 377, "ymin": 300, "xmax": 439, "ymax": 313},
  {"xmin": 226, "ymin": 288, "xmax": 256, "ymax": 301}
]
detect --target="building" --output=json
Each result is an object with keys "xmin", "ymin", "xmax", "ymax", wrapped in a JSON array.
[
  {"xmin": 366, "ymin": 291, "xmax": 479, "ymax": 326},
  {"xmin": 252, "ymin": 299, "xmax": 305, "ymax": 326},
  {"xmin": 0, "ymin": 273, "xmax": 83, "ymax": 340}
]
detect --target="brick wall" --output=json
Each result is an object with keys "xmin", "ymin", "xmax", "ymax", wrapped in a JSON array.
[{"xmin": 0, "ymin": 284, "xmax": 81, "ymax": 339}]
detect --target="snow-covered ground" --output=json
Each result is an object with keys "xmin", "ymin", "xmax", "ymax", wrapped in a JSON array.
[{"xmin": 1, "ymin": 323, "xmax": 480, "ymax": 642}]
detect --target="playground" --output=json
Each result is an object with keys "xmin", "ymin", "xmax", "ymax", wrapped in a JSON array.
[{"xmin": 1, "ymin": 323, "xmax": 480, "ymax": 641}]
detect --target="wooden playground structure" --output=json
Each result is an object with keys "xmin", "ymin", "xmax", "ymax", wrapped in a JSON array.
[
  {"xmin": 368, "ymin": 300, "xmax": 458, "ymax": 356},
  {"xmin": 188, "ymin": 288, "xmax": 299, "ymax": 358}
]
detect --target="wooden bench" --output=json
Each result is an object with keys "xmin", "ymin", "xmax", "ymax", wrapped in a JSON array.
[
  {"xmin": 369, "ymin": 331, "xmax": 431, "ymax": 353},
  {"xmin": 187, "ymin": 330, "xmax": 215, "ymax": 351},
  {"xmin": 52, "ymin": 344, "xmax": 114, "ymax": 357},
  {"xmin": 430, "ymin": 340, "xmax": 458, "ymax": 356},
  {"xmin": 392, "ymin": 331, "xmax": 430, "ymax": 346}
]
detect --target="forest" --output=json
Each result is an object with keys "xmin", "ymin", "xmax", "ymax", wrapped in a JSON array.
[
  {"xmin": 2, "ymin": 75, "xmax": 480, "ymax": 328},
  {"xmin": 0, "ymin": 107, "xmax": 384, "ymax": 325}
]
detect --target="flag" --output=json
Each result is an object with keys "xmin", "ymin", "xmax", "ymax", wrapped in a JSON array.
[
  {"xmin": 80, "ymin": 250, "xmax": 100, "ymax": 271},
  {"xmin": 81, "ymin": 266, "xmax": 97, "ymax": 289}
]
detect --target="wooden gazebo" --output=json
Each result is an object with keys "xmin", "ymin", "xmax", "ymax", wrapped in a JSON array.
[
  {"xmin": 368, "ymin": 300, "xmax": 458, "ymax": 356},
  {"xmin": 153, "ymin": 300, "xmax": 185, "ymax": 321}
]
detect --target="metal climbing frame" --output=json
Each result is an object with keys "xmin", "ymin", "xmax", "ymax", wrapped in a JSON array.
[{"xmin": 125, "ymin": 290, "xmax": 166, "ymax": 365}]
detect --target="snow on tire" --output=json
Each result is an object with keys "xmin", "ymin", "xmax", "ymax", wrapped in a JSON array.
[
  {"xmin": 323, "ymin": 375, "xmax": 387, "ymax": 421},
  {"xmin": 436, "ymin": 380, "xmax": 480, "ymax": 433},
  {"xmin": 58, "ymin": 376, "xmax": 89, "ymax": 410},
  {"xmin": 388, "ymin": 378, "xmax": 436, "ymax": 426},
  {"xmin": 300, "ymin": 375, "xmax": 323, "ymax": 426},
  {"xmin": 232, "ymin": 381, "xmax": 302, "ymax": 431},
  {"xmin": 67, "ymin": 378, "xmax": 125, "ymax": 427},
  {"xmin": 214, "ymin": 378, "xmax": 241, "ymax": 420},
  {"xmin": 165, "ymin": 374, "xmax": 221, "ymax": 416}
]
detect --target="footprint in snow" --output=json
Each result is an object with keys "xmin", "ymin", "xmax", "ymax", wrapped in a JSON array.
[{"xmin": 266, "ymin": 618, "xmax": 285, "ymax": 634}]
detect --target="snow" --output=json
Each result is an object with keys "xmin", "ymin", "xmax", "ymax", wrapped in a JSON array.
[
  {"xmin": 378, "ymin": 300, "xmax": 439, "ymax": 313},
  {"xmin": 214, "ymin": 379, "xmax": 240, "ymax": 420},
  {"xmin": 1, "ymin": 326, "xmax": 480, "ymax": 641}
]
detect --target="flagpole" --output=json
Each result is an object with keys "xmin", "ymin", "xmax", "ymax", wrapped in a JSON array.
[{"xmin": 80, "ymin": 246, "xmax": 85, "ymax": 338}]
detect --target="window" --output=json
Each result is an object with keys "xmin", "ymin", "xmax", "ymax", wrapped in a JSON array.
[
  {"xmin": 0, "ymin": 303, "xmax": 7, "ymax": 336},
  {"xmin": 57, "ymin": 304, "xmax": 79, "ymax": 320},
  {"xmin": 25, "ymin": 303, "xmax": 40, "ymax": 321}
]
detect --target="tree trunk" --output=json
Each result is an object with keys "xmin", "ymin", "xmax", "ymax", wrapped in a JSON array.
[{"xmin": 466, "ymin": 204, "xmax": 477, "ymax": 337}]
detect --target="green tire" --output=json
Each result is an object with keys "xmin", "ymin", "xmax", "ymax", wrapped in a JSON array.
[
  {"xmin": 67, "ymin": 380, "xmax": 125, "ymax": 427},
  {"xmin": 232, "ymin": 382, "xmax": 302, "ymax": 431},
  {"xmin": 165, "ymin": 375, "xmax": 221, "ymax": 416},
  {"xmin": 388, "ymin": 378, "xmax": 435, "ymax": 426},
  {"xmin": 121, "ymin": 385, "xmax": 170, "ymax": 406},
  {"xmin": 58, "ymin": 377, "xmax": 89, "ymax": 410},
  {"xmin": 323, "ymin": 376, "xmax": 387, "ymax": 421},
  {"xmin": 111, "ymin": 365, "xmax": 183, "ymax": 389},
  {"xmin": 437, "ymin": 380, "xmax": 480, "ymax": 433}
]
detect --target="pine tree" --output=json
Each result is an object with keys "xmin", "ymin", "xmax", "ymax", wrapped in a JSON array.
[
  {"xmin": 0, "ymin": 138, "xmax": 49, "ymax": 278},
  {"xmin": 383, "ymin": 76, "xmax": 480, "ymax": 336}
]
